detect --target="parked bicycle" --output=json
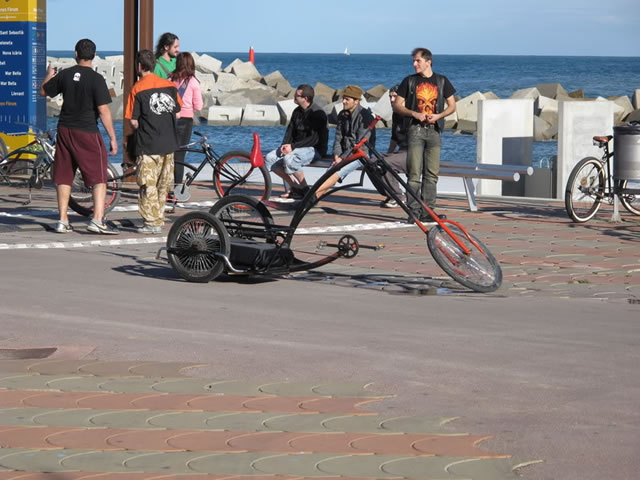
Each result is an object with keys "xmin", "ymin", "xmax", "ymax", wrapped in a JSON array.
[
  {"xmin": 1, "ymin": 128, "xmax": 272, "ymax": 217},
  {"xmin": 0, "ymin": 128, "xmax": 120, "ymax": 215},
  {"xmin": 165, "ymin": 117, "xmax": 502, "ymax": 293},
  {"xmin": 565, "ymin": 121, "xmax": 640, "ymax": 223}
]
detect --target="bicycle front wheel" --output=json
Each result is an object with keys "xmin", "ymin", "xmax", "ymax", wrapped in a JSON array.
[
  {"xmin": 167, "ymin": 211, "xmax": 230, "ymax": 283},
  {"xmin": 564, "ymin": 157, "xmax": 605, "ymax": 223},
  {"xmin": 427, "ymin": 225, "xmax": 502, "ymax": 293},
  {"xmin": 213, "ymin": 150, "xmax": 271, "ymax": 200},
  {"xmin": 618, "ymin": 179, "xmax": 640, "ymax": 216},
  {"xmin": 0, "ymin": 157, "xmax": 34, "ymax": 183},
  {"xmin": 69, "ymin": 164, "xmax": 121, "ymax": 217}
]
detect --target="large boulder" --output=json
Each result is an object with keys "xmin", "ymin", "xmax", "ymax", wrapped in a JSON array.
[
  {"xmin": 536, "ymin": 83, "xmax": 568, "ymax": 99},
  {"xmin": 196, "ymin": 54, "xmax": 222, "ymax": 74}
]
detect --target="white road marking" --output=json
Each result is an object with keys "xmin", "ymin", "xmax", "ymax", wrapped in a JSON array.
[{"xmin": 0, "ymin": 221, "xmax": 416, "ymax": 251}]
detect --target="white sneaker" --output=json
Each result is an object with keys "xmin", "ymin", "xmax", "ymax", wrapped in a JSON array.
[
  {"xmin": 137, "ymin": 224, "xmax": 162, "ymax": 234},
  {"xmin": 55, "ymin": 221, "xmax": 73, "ymax": 233}
]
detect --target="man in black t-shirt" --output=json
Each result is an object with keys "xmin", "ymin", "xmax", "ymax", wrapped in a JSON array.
[
  {"xmin": 40, "ymin": 38, "xmax": 119, "ymax": 234},
  {"xmin": 393, "ymin": 48, "xmax": 456, "ymax": 221}
]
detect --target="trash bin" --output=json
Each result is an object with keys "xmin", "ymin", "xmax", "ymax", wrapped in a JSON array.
[{"xmin": 613, "ymin": 123, "xmax": 640, "ymax": 181}]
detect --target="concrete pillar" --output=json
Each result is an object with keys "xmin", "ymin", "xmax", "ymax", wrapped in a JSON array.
[
  {"xmin": 477, "ymin": 99, "xmax": 534, "ymax": 196},
  {"xmin": 556, "ymin": 100, "xmax": 613, "ymax": 199}
]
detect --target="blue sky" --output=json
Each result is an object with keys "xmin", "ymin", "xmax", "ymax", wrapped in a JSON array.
[{"xmin": 46, "ymin": 0, "xmax": 639, "ymax": 56}]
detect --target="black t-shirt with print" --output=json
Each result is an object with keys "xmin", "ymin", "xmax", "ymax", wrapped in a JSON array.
[
  {"xmin": 397, "ymin": 73, "xmax": 455, "ymax": 124},
  {"xmin": 43, "ymin": 65, "xmax": 112, "ymax": 133}
]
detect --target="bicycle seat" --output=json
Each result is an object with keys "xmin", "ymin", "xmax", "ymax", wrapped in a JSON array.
[
  {"xmin": 250, "ymin": 132, "xmax": 264, "ymax": 168},
  {"xmin": 593, "ymin": 135, "xmax": 612, "ymax": 147}
]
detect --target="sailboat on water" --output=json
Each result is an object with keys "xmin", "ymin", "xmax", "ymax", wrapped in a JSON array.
[{"xmin": 343, "ymin": 47, "xmax": 350, "ymax": 56}]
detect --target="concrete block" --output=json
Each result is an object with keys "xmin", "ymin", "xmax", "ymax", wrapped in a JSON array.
[
  {"xmin": 568, "ymin": 89, "xmax": 584, "ymax": 99},
  {"xmin": 539, "ymin": 110, "xmax": 558, "ymax": 127},
  {"xmin": 198, "ymin": 73, "xmax": 218, "ymax": 94},
  {"xmin": 262, "ymin": 70, "xmax": 287, "ymax": 87},
  {"xmin": 46, "ymin": 99, "xmax": 61, "ymax": 117},
  {"xmin": 477, "ymin": 98, "xmax": 534, "ymax": 196},
  {"xmin": 217, "ymin": 88, "xmax": 277, "ymax": 107},
  {"xmin": 609, "ymin": 95, "xmax": 634, "ymax": 124},
  {"xmin": 456, "ymin": 91, "xmax": 486, "ymax": 123},
  {"xmin": 538, "ymin": 95, "xmax": 558, "ymax": 113},
  {"xmin": 314, "ymin": 82, "xmax": 336, "ymax": 103},
  {"xmin": 207, "ymin": 105, "xmax": 243, "ymax": 125},
  {"xmin": 557, "ymin": 100, "xmax": 613, "ymax": 199},
  {"xmin": 511, "ymin": 87, "xmax": 540, "ymax": 100},
  {"xmin": 536, "ymin": 83, "xmax": 568, "ymax": 99},
  {"xmin": 223, "ymin": 58, "xmax": 243, "ymax": 73},
  {"xmin": 214, "ymin": 71, "xmax": 240, "ymax": 92},
  {"xmin": 444, "ymin": 109, "xmax": 458, "ymax": 130},
  {"xmin": 483, "ymin": 91, "xmax": 500, "ymax": 100},
  {"xmin": 241, "ymin": 104, "xmax": 281, "ymax": 126},
  {"xmin": 534, "ymin": 115, "xmax": 551, "ymax": 141},
  {"xmin": 633, "ymin": 89, "xmax": 640, "ymax": 109},
  {"xmin": 365, "ymin": 84, "xmax": 387, "ymax": 101},
  {"xmin": 108, "ymin": 95, "xmax": 123, "ymax": 119},
  {"xmin": 277, "ymin": 99, "xmax": 297, "ymax": 124},
  {"xmin": 457, "ymin": 118, "xmax": 477, "ymax": 133},
  {"xmin": 201, "ymin": 92, "xmax": 217, "ymax": 109},
  {"xmin": 371, "ymin": 89, "xmax": 393, "ymax": 122},
  {"xmin": 197, "ymin": 54, "xmax": 222, "ymax": 74},
  {"xmin": 626, "ymin": 109, "xmax": 640, "ymax": 122},
  {"xmin": 231, "ymin": 61, "xmax": 262, "ymax": 81}
]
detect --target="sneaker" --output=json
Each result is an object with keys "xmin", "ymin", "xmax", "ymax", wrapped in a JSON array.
[
  {"xmin": 290, "ymin": 186, "xmax": 310, "ymax": 200},
  {"xmin": 87, "ymin": 219, "xmax": 119, "ymax": 235},
  {"xmin": 55, "ymin": 221, "xmax": 73, "ymax": 233},
  {"xmin": 380, "ymin": 198, "xmax": 399, "ymax": 208},
  {"xmin": 137, "ymin": 224, "xmax": 162, "ymax": 234}
]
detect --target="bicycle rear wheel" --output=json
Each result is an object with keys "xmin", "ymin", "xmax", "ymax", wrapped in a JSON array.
[
  {"xmin": 213, "ymin": 150, "xmax": 271, "ymax": 200},
  {"xmin": 68, "ymin": 164, "xmax": 121, "ymax": 217},
  {"xmin": 167, "ymin": 211, "xmax": 230, "ymax": 282},
  {"xmin": 564, "ymin": 157, "xmax": 605, "ymax": 223},
  {"xmin": 427, "ymin": 224, "xmax": 502, "ymax": 293},
  {"xmin": 209, "ymin": 195, "xmax": 273, "ymax": 240},
  {"xmin": 0, "ymin": 157, "xmax": 34, "ymax": 183},
  {"xmin": 618, "ymin": 179, "xmax": 640, "ymax": 216}
]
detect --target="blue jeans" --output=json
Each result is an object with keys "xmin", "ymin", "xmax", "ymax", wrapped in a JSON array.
[
  {"xmin": 265, "ymin": 147, "xmax": 318, "ymax": 175},
  {"xmin": 406, "ymin": 124, "xmax": 441, "ymax": 212}
]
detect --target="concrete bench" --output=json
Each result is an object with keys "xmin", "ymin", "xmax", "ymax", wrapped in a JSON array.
[{"xmin": 300, "ymin": 156, "xmax": 533, "ymax": 211}]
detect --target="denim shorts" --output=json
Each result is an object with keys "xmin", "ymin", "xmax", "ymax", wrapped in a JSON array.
[{"xmin": 265, "ymin": 147, "xmax": 318, "ymax": 174}]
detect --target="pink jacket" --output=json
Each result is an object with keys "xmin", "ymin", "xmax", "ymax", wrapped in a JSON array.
[{"xmin": 173, "ymin": 76, "xmax": 203, "ymax": 119}]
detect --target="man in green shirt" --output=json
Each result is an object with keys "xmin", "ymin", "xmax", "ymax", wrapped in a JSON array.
[{"xmin": 154, "ymin": 32, "xmax": 180, "ymax": 79}]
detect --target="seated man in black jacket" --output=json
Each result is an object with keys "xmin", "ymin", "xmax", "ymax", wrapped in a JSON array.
[{"xmin": 264, "ymin": 84, "xmax": 328, "ymax": 198}]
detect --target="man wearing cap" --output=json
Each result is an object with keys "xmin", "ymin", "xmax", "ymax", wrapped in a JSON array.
[
  {"xmin": 393, "ymin": 47, "xmax": 456, "ymax": 221},
  {"xmin": 315, "ymin": 85, "xmax": 375, "ymax": 198}
]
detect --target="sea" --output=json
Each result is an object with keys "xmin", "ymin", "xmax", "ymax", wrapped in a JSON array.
[{"xmin": 47, "ymin": 51, "xmax": 640, "ymax": 168}]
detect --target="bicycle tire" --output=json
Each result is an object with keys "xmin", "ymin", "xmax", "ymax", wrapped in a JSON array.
[
  {"xmin": 68, "ymin": 164, "xmax": 121, "ymax": 217},
  {"xmin": 427, "ymin": 224, "xmax": 502, "ymax": 293},
  {"xmin": 213, "ymin": 150, "xmax": 271, "ymax": 200},
  {"xmin": 171, "ymin": 161, "xmax": 199, "ymax": 201},
  {"xmin": 167, "ymin": 211, "xmax": 230, "ymax": 283},
  {"xmin": 0, "ymin": 136, "xmax": 7, "ymax": 159},
  {"xmin": 564, "ymin": 157, "xmax": 605, "ymax": 223},
  {"xmin": 618, "ymin": 179, "xmax": 640, "ymax": 216},
  {"xmin": 209, "ymin": 194, "xmax": 273, "ymax": 240},
  {"xmin": 0, "ymin": 157, "xmax": 35, "ymax": 183}
]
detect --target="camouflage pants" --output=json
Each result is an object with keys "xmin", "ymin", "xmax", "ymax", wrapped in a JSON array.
[{"xmin": 136, "ymin": 153, "xmax": 174, "ymax": 226}]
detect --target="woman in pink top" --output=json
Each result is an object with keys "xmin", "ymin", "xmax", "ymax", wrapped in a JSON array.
[{"xmin": 170, "ymin": 52, "xmax": 203, "ymax": 187}]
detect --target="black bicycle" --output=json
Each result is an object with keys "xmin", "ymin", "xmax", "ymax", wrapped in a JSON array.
[
  {"xmin": 165, "ymin": 119, "xmax": 502, "ymax": 293},
  {"xmin": 565, "ymin": 122, "xmax": 640, "ymax": 223},
  {"xmin": 66, "ymin": 130, "xmax": 273, "ymax": 217}
]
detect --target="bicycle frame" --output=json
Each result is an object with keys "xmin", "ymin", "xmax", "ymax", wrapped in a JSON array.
[{"xmin": 286, "ymin": 117, "xmax": 482, "ymax": 256}]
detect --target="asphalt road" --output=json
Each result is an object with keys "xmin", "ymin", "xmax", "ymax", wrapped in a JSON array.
[{"xmin": 1, "ymin": 241, "xmax": 638, "ymax": 480}]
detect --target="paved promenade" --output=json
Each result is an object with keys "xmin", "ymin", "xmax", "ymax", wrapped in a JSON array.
[{"xmin": 1, "ymin": 180, "xmax": 639, "ymax": 479}]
